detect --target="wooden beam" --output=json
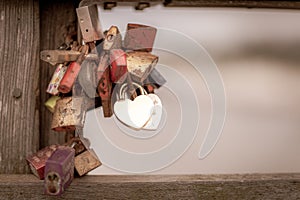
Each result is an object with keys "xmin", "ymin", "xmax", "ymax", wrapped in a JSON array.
[
  {"xmin": 164, "ymin": 0, "xmax": 300, "ymax": 9},
  {"xmin": 0, "ymin": 174, "xmax": 299, "ymax": 199},
  {"xmin": 0, "ymin": 0, "xmax": 39, "ymax": 173},
  {"xmin": 39, "ymin": 0, "xmax": 78, "ymax": 148}
]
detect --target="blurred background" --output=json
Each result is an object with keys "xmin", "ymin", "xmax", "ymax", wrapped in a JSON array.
[{"xmin": 86, "ymin": 5, "xmax": 300, "ymax": 174}]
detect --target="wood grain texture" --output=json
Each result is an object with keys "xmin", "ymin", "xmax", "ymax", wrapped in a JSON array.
[
  {"xmin": 0, "ymin": 174, "xmax": 299, "ymax": 199},
  {"xmin": 0, "ymin": 0, "xmax": 40, "ymax": 173},
  {"xmin": 40, "ymin": 0, "xmax": 77, "ymax": 148}
]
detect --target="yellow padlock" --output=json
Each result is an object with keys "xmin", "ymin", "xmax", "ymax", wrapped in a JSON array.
[{"xmin": 44, "ymin": 96, "xmax": 60, "ymax": 113}]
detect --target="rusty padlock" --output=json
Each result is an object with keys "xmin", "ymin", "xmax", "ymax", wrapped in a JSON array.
[
  {"xmin": 103, "ymin": 25, "xmax": 122, "ymax": 51},
  {"xmin": 74, "ymin": 149, "xmax": 101, "ymax": 176},
  {"xmin": 124, "ymin": 23, "xmax": 157, "ymax": 52},
  {"xmin": 26, "ymin": 144, "xmax": 59, "ymax": 180},
  {"xmin": 76, "ymin": 5, "xmax": 104, "ymax": 43},
  {"xmin": 51, "ymin": 97, "xmax": 86, "ymax": 131},
  {"xmin": 126, "ymin": 51, "xmax": 158, "ymax": 83},
  {"xmin": 59, "ymin": 45, "xmax": 89, "ymax": 94},
  {"xmin": 44, "ymin": 146, "xmax": 75, "ymax": 196},
  {"xmin": 97, "ymin": 53, "xmax": 113, "ymax": 117},
  {"xmin": 46, "ymin": 64, "xmax": 68, "ymax": 96},
  {"xmin": 110, "ymin": 49, "xmax": 127, "ymax": 83}
]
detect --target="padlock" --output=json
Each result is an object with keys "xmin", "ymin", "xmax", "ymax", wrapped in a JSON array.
[
  {"xmin": 126, "ymin": 51, "xmax": 158, "ymax": 83},
  {"xmin": 103, "ymin": 26, "xmax": 122, "ymax": 51},
  {"xmin": 44, "ymin": 96, "xmax": 61, "ymax": 113},
  {"xmin": 110, "ymin": 49, "xmax": 127, "ymax": 83},
  {"xmin": 59, "ymin": 45, "xmax": 89, "ymax": 94},
  {"xmin": 65, "ymin": 137, "xmax": 90, "ymax": 156},
  {"xmin": 26, "ymin": 144, "xmax": 59, "ymax": 180},
  {"xmin": 143, "ymin": 83, "xmax": 156, "ymax": 94},
  {"xmin": 78, "ymin": 59, "xmax": 98, "ymax": 98},
  {"xmin": 124, "ymin": 23, "xmax": 157, "ymax": 52},
  {"xmin": 114, "ymin": 82, "xmax": 155, "ymax": 129},
  {"xmin": 74, "ymin": 149, "xmax": 101, "ymax": 176},
  {"xmin": 76, "ymin": 5, "xmax": 104, "ymax": 43},
  {"xmin": 40, "ymin": 50, "xmax": 81, "ymax": 66},
  {"xmin": 97, "ymin": 53, "xmax": 113, "ymax": 117},
  {"xmin": 85, "ymin": 96, "xmax": 102, "ymax": 111},
  {"xmin": 46, "ymin": 64, "xmax": 68, "ymax": 96},
  {"xmin": 44, "ymin": 146, "xmax": 75, "ymax": 196},
  {"xmin": 145, "ymin": 68, "xmax": 167, "ymax": 88},
  {"xmin": 51, "ymin": 97, "xmax": 86, "ymax": 131}
]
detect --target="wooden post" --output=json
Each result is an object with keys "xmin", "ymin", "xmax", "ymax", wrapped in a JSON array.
[
  {"xmin": 0, "ymin": 0, "xmax": 40, "ymax": 173},
  {"xmin": 40, "ymin": 0, "xmax": 78, "ymax": 148}
]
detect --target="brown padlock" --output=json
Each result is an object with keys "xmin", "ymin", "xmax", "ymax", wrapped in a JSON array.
[
  {"xmin": 51, "ymin": 97, "xmax": 86, "ymax": 131},
  {"xmin": 76, "ymin": 5, "xmax": 104, "ymax": 43},
  {"xmin": 103, "ymin": 26, "xmax": 122, "ymax": 51},
  {"xmin": 124, "ymin": 23, "xmax": 157, "ymax": 52},
  {"xmin": 97, "ymin": 53, "xmax": 113, "ymax": 117},
  {"xmin": 126, "ymin": 51, "xmax": 158, "ymax": 83},
  {"xmin": 74, "ymin": 149, "xmax": 101, "ymax": 176}
]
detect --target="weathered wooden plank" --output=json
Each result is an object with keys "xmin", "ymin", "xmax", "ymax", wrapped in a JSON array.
[
  {"xmin": 0, "ymin": 0, "xmax": 39, "ymax": 173},
  {"xmin": 0, "ymin": 174, "xmax": 299, "ymax": 199},
  {"xmin": 39, "ymin": 0, "xmax": 78, "ymax": 148}
]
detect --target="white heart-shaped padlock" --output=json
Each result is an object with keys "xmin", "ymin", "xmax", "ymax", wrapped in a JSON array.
[
  {"xmin": 114, "ymin": 83, "xmax": 154, "ymax": 129},
  {"xmin": 142, "ymin": 93, "xmax": 162, "ymax": 130}
]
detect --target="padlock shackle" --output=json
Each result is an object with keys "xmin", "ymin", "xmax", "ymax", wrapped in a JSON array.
[{"xmin": 119, "ymin": 82, "xmax": 147, "ymax": 100}]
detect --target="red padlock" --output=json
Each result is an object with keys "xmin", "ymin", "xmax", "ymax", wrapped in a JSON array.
[
  {"xmin": 26, "ymin": 144, "xmax": 59, "ymax": 180},
  {"xmin": 109, "ymin": 49, "xmax": 127, "ymax": 83},
  {"xmin": 59, "ymin": 45, "xmax": 89, "ymax": 93}
]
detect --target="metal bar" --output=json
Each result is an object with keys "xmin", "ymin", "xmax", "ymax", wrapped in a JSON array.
[{"xmin": 78, "ymin": 0, "xmax": 300, "ymax": 9}]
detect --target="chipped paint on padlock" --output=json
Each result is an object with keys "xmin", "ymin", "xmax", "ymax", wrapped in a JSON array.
[
  {"xmin": 44, "ymin": 146, "xmax": 75, "ymax": 196},
  {"xmin": 103, "ymin": 26, "xmax": 122, "ymax": 51},
  {"xmin": 47, "ymin": 64, "xmax": 68, "ymax": 95},
  {"xmin": 76, "ymin": 5, "xmax": 104, "ymax": 43},
  {"xmin": 110, "ymin": 49, "xmax": 127, "ymax": 83},
  {"xmin": 26, "ymin": 144, "xmax": 59, "ymax": 180},
  {"xmin": 126, "ymin": 51, "xmax": 158, "ymax": 82},
  {"xmin": 124, "ymin": 23, "xmax": 157, "ymax": 52},
  {"xmin": 74, "ymin": 149, "xmax": 101, "ymax": 176},
  {"xmin": 51, "ymin": 97, "xmax": 86, "ymax": 131},
  {"xmin": 59, "ymin": 45, "xmax": 89, "ymax": 94}
]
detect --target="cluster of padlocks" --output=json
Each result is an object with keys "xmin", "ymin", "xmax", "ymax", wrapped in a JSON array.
[{"xmin": 27, "ymin": 4, "xmax": 166, "ymax": 196}]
